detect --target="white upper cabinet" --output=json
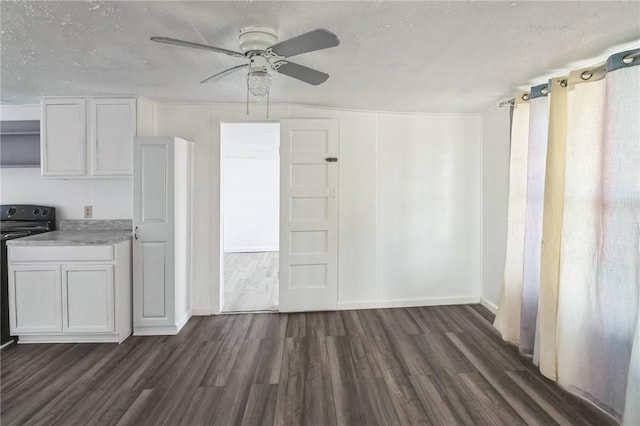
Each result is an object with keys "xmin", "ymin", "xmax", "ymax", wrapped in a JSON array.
[
  {"xmin": 90, "ymin": 98, "xmax": 136, "ymax": 176},
  {"xmin": 41, "ymin": 97, "xmax": 138, "ymax": 178},
  {"xmin": 41, "ymin": 98, "xmax": 86, "ymax": 176}
]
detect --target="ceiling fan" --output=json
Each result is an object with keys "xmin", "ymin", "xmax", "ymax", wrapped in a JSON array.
[{"xmin": 150, "ymin": 27, "xmax": 340, "ymax": 101}]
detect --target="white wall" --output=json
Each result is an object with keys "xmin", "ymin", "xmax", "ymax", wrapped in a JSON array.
[
  {"xmin": 374, "ymin": 113, "xmax": 482, "ymax": 305},
  {"xmin": 154, "ymin": 103, "xmax": 482, "ymax": 314},
  {"xmin": 481, "ymin": 104, "xmax": 511, "ymax": 312},
  {"xmin": 222, "ymin": 123, "xmax": 279, "ymax": 252},
  {"xmin": 0, "ymin": 168, "xmax": 132, "ymax": 220}
]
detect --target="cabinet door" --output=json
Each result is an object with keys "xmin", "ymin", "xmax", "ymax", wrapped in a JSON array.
[
  {"xmin": 41, "ymin": 98, "xmax": 86, "ymax": 176},
  {"xmin": 62, "ymin": 265, "xmax": 114, "ymax": 333},
  {"xmin": 8, "ymin": 265, "xmax": 62, "ymax": 333},
  {"xmin": 90, "ymin": 98, "xmax": 136, "ymax": 176},
  {"xmin": 133, "ymin": 137, "xmax": 176, "ymax": 328}
]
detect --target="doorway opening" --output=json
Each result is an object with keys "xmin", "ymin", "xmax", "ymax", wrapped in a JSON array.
[{"xmin": 220, "ymin": 122, "xmax": 280, "ymax": 313}]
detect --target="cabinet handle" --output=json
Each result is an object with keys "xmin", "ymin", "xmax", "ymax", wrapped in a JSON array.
[{"xmin": 134, "ymin": 226, "xmax": 138, "ymax": 240}]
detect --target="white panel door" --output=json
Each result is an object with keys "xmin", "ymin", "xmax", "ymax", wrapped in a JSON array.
[
  {"xmin": 62, "ymin": 265, "xmax": 114, "ymax": 333},
  {"xmin": 90, "ymin": 98, "xmax": 136, "ymax": 176},
  {"xmin": 279, "ymin": 119, "xmax": 339, "ymax": 312},
  {"xmin": 133, "ymin": 137, "xmax": 174, "ymax": 327},
  {"xmin": 8, "ymin": 265, "xmax": 62, "ymax": 333},
  {"xmin": 41, "ymin": 98, "xmax": 86, "ymax": 176}
]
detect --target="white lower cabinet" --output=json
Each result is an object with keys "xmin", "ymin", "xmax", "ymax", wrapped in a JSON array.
[
  {"xmin": 9, "ymin": 265, "xmax": 62, "ymax": 334},
  {"xmin": 62, "ymin": 265, "xmax": 114, "ymax": 333},
  {"xmin": 8, "ymin": 241, "xmax": 131, "ymax": 344}
]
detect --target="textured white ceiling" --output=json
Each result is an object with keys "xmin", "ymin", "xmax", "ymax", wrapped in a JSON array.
[{"xmin": 1, "ymin": 1, "xmax": 639, "ymax": 112}]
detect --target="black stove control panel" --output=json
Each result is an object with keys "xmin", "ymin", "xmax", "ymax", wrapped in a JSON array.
[{"xmin": 0, "ymin": 205, "xmax": 56, "ymax": 222}]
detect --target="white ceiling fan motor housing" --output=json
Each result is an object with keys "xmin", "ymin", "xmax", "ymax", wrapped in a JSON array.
[{"xmin": 239, "ymin": 27, "xmax": 278, "ymax": 55}]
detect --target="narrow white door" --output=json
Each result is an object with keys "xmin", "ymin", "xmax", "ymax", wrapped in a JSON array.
[
  {"xmin": 133, "ymin": 137, "xmax": 175, "ymax": 328},
  {"xmin": 279, "ymin": 119, "xmax": 339, "ymax": 312}
]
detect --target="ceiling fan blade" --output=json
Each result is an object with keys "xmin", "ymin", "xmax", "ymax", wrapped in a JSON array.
[
  {"xmin": 150, "ymin": 36, "xmax": 246, "ymax": 59},
  {"xmin": 200, "ymin": 64, "xmax": 249, "ymax": 84},
  {"xmin": 276, "ymin": 61, "xmax": 329, "ymax": 86},
  {"xmin": 269, "ymin": 29, "xmax": 339, "ymax": 58}
]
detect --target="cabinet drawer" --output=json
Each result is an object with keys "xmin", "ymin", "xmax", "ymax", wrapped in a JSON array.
[{"xmin": 9, "ymin": 246, "xmax": 114, "ymax": 262}]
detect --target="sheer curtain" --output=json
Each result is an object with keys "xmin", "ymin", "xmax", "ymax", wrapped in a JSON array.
[
  {"xmin": 493, "ymin": 94, "xmax": 529, "ymax": 343},
  {"xmin": 494, "ymin": 47, "xmax": 640, "ymax": 424},
  {"xmin": 520, "ymin": 84, "xmax": 549, "ymax": 357}
]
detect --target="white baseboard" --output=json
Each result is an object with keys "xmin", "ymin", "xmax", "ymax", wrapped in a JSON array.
[
  {"xmin": 191, "ymin": 307, "xmax": 212, "ymax": 316},
  {"xmin": 134, "ymin": 313, "xmax": 192, "ymax": 336},
  {"xmin": 17, "ymin": 334, "xmax": 120, "ymax": 344},
  {"xmin": 176, "ymin": 312, "xmax": 191, "ymax": 333},
  {"xmin": 480, "ymin": 297, "xmax": 498, "ymax": 314},
  {"xmin": 224, "ymin": 247, "xmax": 279, "ymax": 253},
  {"xmin": 134, "ymin": 326, "xmax": 179, "ymax": 336},
  {"xmin": 337, "ymin": 296, "xmax": 481, "ymax": 311}
]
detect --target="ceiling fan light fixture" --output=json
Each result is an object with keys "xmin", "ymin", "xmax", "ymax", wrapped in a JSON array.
[{"xmin": 247, "ymin": 69, "xmax": 271, "ymax": 99}]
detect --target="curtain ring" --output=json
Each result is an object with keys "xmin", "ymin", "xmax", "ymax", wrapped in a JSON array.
[
  {"xmin": 581, "ymin": 71, "xmax": 593, "ymax": 80},
  {"xmin": 560, "ymin": 79, "xmax": 568, "ymax": 87},
  {"xmin": 622, "ymin": 55, "xmax": 635, "ymax": 65},
  {"xmin": 521, "ymin": 93, "xmax": 530, "ymax": 101}
]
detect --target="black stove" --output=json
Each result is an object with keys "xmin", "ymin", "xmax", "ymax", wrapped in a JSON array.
[{"xmin": 0, "ymin": 205, "xmax": 56, "ymax": 347}]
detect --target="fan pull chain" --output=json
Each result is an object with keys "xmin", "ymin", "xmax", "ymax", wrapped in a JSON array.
[
  {"xmin": 246, "ymin": 63, "xmax": 251, "ymax": 115},
  {"xmin": 246, "ymin": 85, "xmax": 250, "ymax": 115}
]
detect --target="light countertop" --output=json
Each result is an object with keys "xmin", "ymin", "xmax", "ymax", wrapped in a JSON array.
[{"xmin": 6, "ymin": 230, "xmax": 131, "ymax": 246}]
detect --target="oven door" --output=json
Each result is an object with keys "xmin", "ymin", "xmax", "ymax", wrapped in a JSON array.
[{"xmin": 1, "ymin": 239, "xmax": 15, "ymax": 346}]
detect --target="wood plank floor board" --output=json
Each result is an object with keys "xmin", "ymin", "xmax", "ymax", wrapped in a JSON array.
[
  {"xmin": 284, "ymin": 313, "xmax": 306, "ymax": 338},
  {"xmin": 339, "ymin": 309, "xmax": 370, "ymax": 337},
  {"xmin": 178, "ymin": 386, "xmax": 225, "ymax": 426},
  {"xmin": 504, "ymin": 369, "xmax": 614, "ymax": 426},
  {"xmin": 1, "ymin": 305, "xmax": 616, "ymax": 425},
  {"xmin": 241, "ymin": 384, "xmax": 279, "ymax": 426},
  {"xmin": 326, "ymin": 335, "xmax": 382, "ymax": 384},
  {"xmin": 334, "ymin": 377, "xmax": 402, "ymax": 426},
  {"xmin": 303, "ymin": 377, "xmax": 338, "ymax": 426},
  {"xmin": 438, "ymin": 305, "xmax": 526, "ymax": 372},
  {"xmin": 458, "ymin": 372, "xmax": 528, "ymax": 425},
  {"xmin": 273, "ymin": 375, "xmax": 304, "ymax": 426},
  {"xmin": 0, "ymin": 344, "xmax": 73, "ymax": 394},
  {"xmin": 377, "ymin": 367, "xmax": 433, "ymax": 425},
  {"xmin": 409, "ymin": 374, "xmax": 471, "ymax": 426},
  {"xmin": 411, "ymin": 331, "xmax": 475, "ymax": 377},
  {"xmin": 360, "ymin": 308, "xmax": 435, "ymax": 378},
  {"xmin": 2, "ymin": 344, "xmax": 100, "ymax": 412},
  {"xmin": 199, "ymin": 314, "xmax": 253, "ymax": 387},
  {"xmin": 149, "ymin": 341, "xmax": 223, "ymax": 425},
  {"xmin": 306, "ymin": 336, "xmax": 333, "ymax": 382},
  {"xmin": 447, "ymin": 332, "xmax": 561, "ymax": 425},
  {"xmin": 115, "ymin": 388, "xmax": 154, "ymax": 426}
]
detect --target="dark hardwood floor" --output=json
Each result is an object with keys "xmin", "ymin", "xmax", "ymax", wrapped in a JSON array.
[{"xmin": 1, "ymin": 305, "xmax": 615, "ymax": 425}]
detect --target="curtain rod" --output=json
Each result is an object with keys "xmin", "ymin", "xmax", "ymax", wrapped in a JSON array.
[
  {"xmin": 498, "ymin": 47, "xmax": 640, "ymax": 104},
  {"xmin": 496, "ymin": 98, "xmax": 515, "ymax": 108}
]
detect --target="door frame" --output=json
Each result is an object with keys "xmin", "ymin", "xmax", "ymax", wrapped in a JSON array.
[
  {"xmin": 218, "ymin": 120, "xmax": 281, "ymax": 313},
  {"xmin": 211, "ymin": 117, "xmax": 340, "ymax": 315}
]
